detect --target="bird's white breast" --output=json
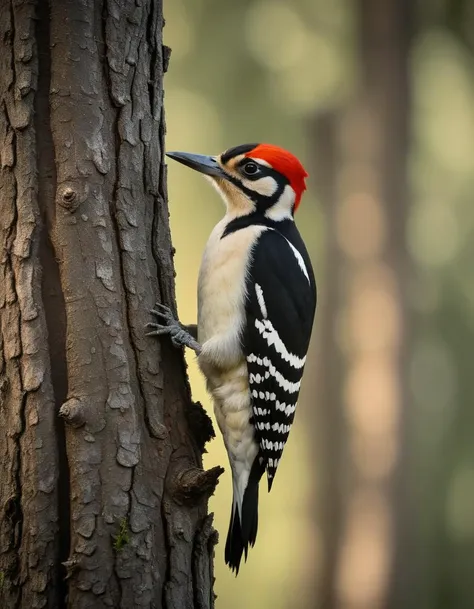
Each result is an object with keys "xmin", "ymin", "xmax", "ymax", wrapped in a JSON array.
[
  {"xmin": 197, "ymin": 217, "xmax": 264, "ymax": 503},
  {"xmin": 197, "ymin": 218, "xmax": 266, "ymax": 372}
]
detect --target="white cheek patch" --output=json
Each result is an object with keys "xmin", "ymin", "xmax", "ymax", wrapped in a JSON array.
[
  {"xmin": 265, "ymin": 184, "xmax": 296, "ymax": 221},
  {"xmin": 242, "ymin": 175, "xmax": 278, "ymax": 197}
]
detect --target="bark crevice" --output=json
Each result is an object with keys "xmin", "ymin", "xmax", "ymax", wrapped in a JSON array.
[
  {"xmin": 35, "ymin": 2, "xmax": 70, "ymax": 607},
  {"xmin": 11, "ymin": 389, "xmax": 26, "ymax": 609}
]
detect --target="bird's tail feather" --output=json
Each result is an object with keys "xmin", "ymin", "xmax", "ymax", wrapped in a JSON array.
[{"xmin": 225, "ymin": 455, "xmax": 265, "ymax": 574}]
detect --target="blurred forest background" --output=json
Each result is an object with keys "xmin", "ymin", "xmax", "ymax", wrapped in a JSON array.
[{"xmin": 163, "ymin": 0, "xmax": 474, "ymax": 608}]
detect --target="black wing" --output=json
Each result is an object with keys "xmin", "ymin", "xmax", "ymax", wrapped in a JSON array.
[{"xmin": 243, "ymin": 226, "xmax": 316, "ymax": 489}]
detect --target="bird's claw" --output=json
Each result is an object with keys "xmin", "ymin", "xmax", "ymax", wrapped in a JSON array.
[
  {"xmin": 146, "ymin": 303, "xmax": 182, "ymax": 340},
  {"xmin": 146, "ymin": 303, "xmax": 202, "ymax": 355},
  {"xmin": 148, "ymin": 302, "xmax": 177, "ymax": 325}
]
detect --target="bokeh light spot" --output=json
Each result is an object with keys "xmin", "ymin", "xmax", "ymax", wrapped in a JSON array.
[
  {"xmin": 336, "ymin": 192, "xmax": 387, "ymax": 260},
  {"xmin": 336, "ymin": 491, "xmax": 392, "ymax": 609},
  {"xmin": 414, "ymin": 30, "xmax": 474, "ymax": 175},
  {"xmin": 345, "ymin": 356, "xmax": 399, "ymax": 438},
  {"xmin": 245, "ymin": 1, "xmax": 307, "ymax": 71}
]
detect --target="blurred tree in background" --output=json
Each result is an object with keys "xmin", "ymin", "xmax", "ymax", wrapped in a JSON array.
[
  {"xmin": 311, "ymin": 1, "xmax": 413, "ymax": 608},
  {"xmin": 165, "ymin": 0, "xmax": 474, "ymax": 608}
]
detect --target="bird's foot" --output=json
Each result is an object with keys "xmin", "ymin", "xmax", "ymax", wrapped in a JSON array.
[{"xmin": 146, "ymin": 303, "xmax": 202, "ymax": 355}]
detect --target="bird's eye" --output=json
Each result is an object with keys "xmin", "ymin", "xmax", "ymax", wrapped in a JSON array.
[{"xmin": 243, "ymin": 162, "xmax": 259, "ymax": 176}]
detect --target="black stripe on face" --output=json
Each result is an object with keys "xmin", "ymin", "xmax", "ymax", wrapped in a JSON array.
[
  {"xmin": 219, "ymin": 144, "xmax": 294, "ymax": 217},
  {"xmin": 220, "ymin": 143, "xmax": 258, "ymax": 165},
  {"xmin": 236, "ymin": 158, "xmax": 267, "ymax": 182},
  {"xmin": 224, "ymin": 165, "xmax": 289, "ymax": 214}
]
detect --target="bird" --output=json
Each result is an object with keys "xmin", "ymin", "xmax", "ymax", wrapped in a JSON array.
[{"xmin": 147, "ymin": 143, "xmax": 317, "ymax": 573}]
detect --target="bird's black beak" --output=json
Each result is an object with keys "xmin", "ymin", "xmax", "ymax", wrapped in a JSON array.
[{"xmin": 166, "ymin": 151, "xmax": 224, "ymax": 177}]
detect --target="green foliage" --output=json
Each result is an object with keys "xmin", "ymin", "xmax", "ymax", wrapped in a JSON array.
[{"xmin": 112, "ymin": 518, "xmax": 130, "ymax": 552}]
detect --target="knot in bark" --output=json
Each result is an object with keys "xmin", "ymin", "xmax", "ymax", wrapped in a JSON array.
[
  {"xmin": 62, "ymin": 558, "xmax": 81, "ymax": 580},
  {"xmin": 57, "ymin": 181, "xmax": 87, "ymax": 212},
  {"xmin": 174, "ymin": 466, "xmax": 224, "ymax": 506},
  {"xmin": 59, "ymin": 398, "xmax": 86, "ymax": 428}
]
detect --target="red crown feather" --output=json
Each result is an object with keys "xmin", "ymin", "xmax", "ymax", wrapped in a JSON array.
[{"xmin": 245, "ymin": 144, "xmax": 308, "ymax": 209}]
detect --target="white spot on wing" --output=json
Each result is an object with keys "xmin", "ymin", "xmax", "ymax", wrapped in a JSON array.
[
  {"xmin": 275, "ymin": 400, "xmax": 297, "ymax": 416},
  {"xmin": 249, "ymin": 352, "xmax": 301, "ymax": 393},
  {"xmin": 255, "ymin": 283, "xmax": 267, "ymax": 318},
  {"xmin": 272, "ymin": 422, "xmax": 291, "ymax": 434},
  {"xmin": 282, "ymin": 237, "xmax": 310, "ymax": 283},
  {"xmin": 254, "ymin": 318, "xmax": 306, "ymax": 369},
  {"xmin": 262, "ymin": 356, "xmax": 299, "ymax": 392}
]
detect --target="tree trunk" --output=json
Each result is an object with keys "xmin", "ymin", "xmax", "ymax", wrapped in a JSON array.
[
  {"xmin": 311, "ymin": 0, "xmax": 413, "ymax": 608},
  {"xmin": 308, "ymin": 110, "xmax": 347, "ymax": 609},
  {"xmin": 0, "ymin": 2, "xmax": 220, "ymax": 608}
]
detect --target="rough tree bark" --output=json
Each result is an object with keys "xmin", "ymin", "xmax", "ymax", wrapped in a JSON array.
[
  {"xmin": 310, "ymin": 1, "xmax": 413, "ymax": 608},
  {"xmin": 0, "ymin": 1, "xmax": 221, "ymax": 608}
]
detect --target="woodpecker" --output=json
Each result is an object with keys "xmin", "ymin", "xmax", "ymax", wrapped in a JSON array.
[{"xmin": 147, "ymin": 143, "xmax": 316, "ymax": 573}]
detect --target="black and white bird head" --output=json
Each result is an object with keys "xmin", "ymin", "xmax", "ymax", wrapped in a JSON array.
[{"xmin": 166, "ymin": 143, "xmax": 308, "ymax": 222}]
